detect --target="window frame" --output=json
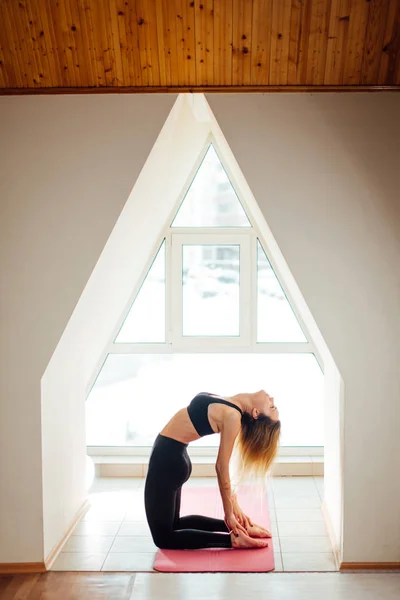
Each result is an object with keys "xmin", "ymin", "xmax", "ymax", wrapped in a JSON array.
[
  {"xmin": 97, "ymin": 227, "xmax": 316, "ymax": 357},
  {"xmin": 171, "ymin": 232, "xmax": 251, "ymax": 349},
  {"xmin": 87, "ymin": 445, "xmax": 324, "ymax": 458}
]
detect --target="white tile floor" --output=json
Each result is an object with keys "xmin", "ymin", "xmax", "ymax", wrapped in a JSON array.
[{"xmin": 52, "ymin": 476, "xmax": 337, "ymax": 573}]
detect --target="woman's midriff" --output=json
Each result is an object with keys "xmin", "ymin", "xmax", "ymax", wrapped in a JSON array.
[{"xmin": 159, "ymin": 408, "xmax": 201, "ymax": 444}]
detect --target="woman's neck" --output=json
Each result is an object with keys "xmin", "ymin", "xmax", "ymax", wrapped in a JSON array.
[{"xmin": 229, "ymin": 393, "xmax": 253, "ymax": 413}]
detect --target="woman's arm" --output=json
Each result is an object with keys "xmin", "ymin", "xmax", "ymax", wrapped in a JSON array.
[{"xmin": 215, "ymin": 414, "xmax": 246, "ymax": 535}]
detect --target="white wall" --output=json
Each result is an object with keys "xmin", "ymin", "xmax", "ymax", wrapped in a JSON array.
[
  {"xmin": 208, "ymin": 93, "xmax": 400, "ymax": 562},
  {"xmin": 0, "ymin": 94, "xmax": 177, "ymax": 562},
  {"xmin": 323, "ymin": 354, "xmax": 344, "ymax": 557},
  {"xmin": 1, "ymin": 91, "xmax": 399, "ymax": 565}
]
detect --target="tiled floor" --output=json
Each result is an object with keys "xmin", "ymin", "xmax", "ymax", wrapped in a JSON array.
[{"xmin": 52, "ymin": 475, "xmax": 337, "ymax": 572}]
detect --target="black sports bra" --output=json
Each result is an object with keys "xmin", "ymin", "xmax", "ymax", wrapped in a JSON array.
[{"xmin": 187, "ymin": 392, "xmax": 243, "ymax": 437}]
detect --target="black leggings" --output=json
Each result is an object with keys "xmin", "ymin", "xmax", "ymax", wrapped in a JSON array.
[{"xmin": 144, "ymin": 434, "xmax": 232, "ymax": 549}]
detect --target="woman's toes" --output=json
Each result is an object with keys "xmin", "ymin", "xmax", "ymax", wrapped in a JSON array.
[{"xmin": 246, "ymin": 524, "xmax": 272, "ymax": 538}]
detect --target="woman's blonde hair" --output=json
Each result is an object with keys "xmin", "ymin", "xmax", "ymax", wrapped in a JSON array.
[{"xmin": 234, "ymin": 411, "xmax": 281, "ymax": 482}]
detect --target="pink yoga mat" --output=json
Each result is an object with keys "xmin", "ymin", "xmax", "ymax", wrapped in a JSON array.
[{"xmin": 153, "ymin": 485, "xmax": 275, "ymax": 572}]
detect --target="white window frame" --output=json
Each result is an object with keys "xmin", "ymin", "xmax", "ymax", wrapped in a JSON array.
[
  {"xmin": 171, "ymin": 232, "xmax": 251, "ymax": 349},
  {"xmin": 104, "ymin": 228, "xmax": 316, "ymax": 356},
  {"xmin": 87, "ymin": 135, "xmax": 323, "ymax": 457},
  {"xmin": 87, "ymin": 445, "xmax": 324, "ymax": 458}
]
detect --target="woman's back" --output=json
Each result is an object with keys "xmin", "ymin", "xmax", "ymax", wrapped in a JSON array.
[{"xmin": 160, "ymin": 392, "xmax": 243, "ymax": 444}]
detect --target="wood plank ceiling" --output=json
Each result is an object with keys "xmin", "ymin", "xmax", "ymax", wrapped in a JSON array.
[{"xmin": 0, "ymin": 0, "xmax": 399, "ymax": 94}]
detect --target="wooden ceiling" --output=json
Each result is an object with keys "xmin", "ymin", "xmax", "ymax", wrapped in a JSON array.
[{"xmin": 0, "ymin": 0, "xmax": 399, "ymax": 94}]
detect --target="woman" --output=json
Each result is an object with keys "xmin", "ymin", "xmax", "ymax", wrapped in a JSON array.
[{"xmin": 144, "ymin": 390, "xmax": 281, "ymax": 550}]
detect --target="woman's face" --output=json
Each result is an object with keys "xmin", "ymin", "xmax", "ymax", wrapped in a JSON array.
[{"xmin": 253, "ymin": 390, "xmax": 280, "ymax": 421}]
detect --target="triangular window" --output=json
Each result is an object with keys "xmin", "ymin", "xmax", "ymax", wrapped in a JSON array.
[
  {"xmin": 171, "ymin": 145, "xmax": 251, "ymax": 228},
  {"xmin": 115, "ymin": 240, "xmax": 166, "ymax": 343},
  {"xmin": 257, "ymin": 240, "xmax": 307, "ymax": 343}
]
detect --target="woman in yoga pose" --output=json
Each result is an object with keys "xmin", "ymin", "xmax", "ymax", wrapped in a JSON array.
[{"xmin": 144, "ymin": 390, "xmax": 281, "ymax": 550}]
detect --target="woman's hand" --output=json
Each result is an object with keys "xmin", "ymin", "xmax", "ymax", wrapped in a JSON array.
[
  {"xmin": 233, "ymin": 505, "xmax": 253, "ymax": 530},
  {"xmin": 231, "ymin": 494, "xmax": 253, "ymax": 530},
  {"xmin": 224, "ymin": 512, "xmax": 248, "ymax": 536},
  {"xmin": 233, "ymin": 504, "xmax": 253, "ymax": 530}
]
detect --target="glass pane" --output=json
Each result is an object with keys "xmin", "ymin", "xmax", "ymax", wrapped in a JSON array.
[
  {"xmin": 115, "ymin": 241, "xmax": 166, "ymax": 343},
  {"xmin": 171, "ymin": 145, "xmax": 251, "ymax": 227},
  {"xmin": 86, "ymin": 354, "xmax": 323, "ymax": 447},
  {"xmin": 182, "ymin": 245, "xmax": 240, "ymax": 336},
  {"xmin": 257, "ymin": 241, "xmax": 307, "ymax": 342}
]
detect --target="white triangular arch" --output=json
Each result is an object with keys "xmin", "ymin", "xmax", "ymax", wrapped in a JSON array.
[{"xmin": 41, "ymin": 93, "xmax": 343, "ymax": 565}]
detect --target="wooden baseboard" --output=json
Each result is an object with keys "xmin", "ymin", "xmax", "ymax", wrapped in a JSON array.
[
  {"xmin": 0, "ymin": 562, "xmax": 46, "ymax": 574},
  {"xmin": 45, "ymin": 499, "xmax": 91, "ymax": 570},
  {"xmin": 340, "ymin": 562, "xmax": 400, "ymax": 571}
]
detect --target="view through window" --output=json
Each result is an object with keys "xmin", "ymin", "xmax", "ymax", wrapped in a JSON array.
[{"xmin": 86, "ymin": 354, "xmax": 323, "ymax": 447}]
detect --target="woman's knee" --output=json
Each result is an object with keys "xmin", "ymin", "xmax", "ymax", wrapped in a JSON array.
[{"xmin": 151, "ymin": 527, "xmax": 175, "ymax": 550}]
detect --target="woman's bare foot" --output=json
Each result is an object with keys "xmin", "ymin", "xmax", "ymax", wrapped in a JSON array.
[
  {"xmin": 246, "ymin": 523, "xmax": 272, "ymax": 539},
  {"xmin": 230, "ymin": 530, "xmax": 269, "ymax": 549}
]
